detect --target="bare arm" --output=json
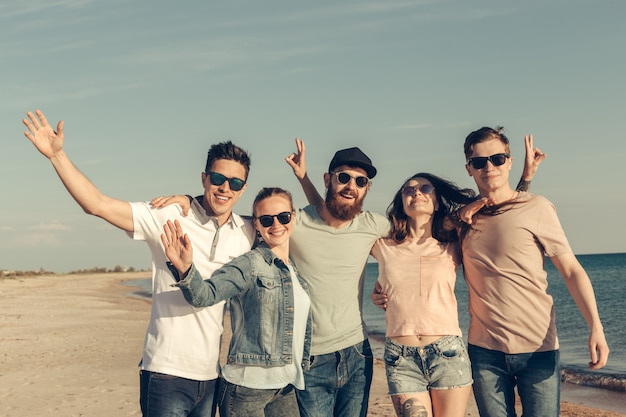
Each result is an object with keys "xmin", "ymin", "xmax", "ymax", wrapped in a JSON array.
[
  {"xmin": 550, "ymin": 252, "xmax": 609, "ymax": 370},
  {"xmin": 285, "ymin": 138, "xmax": 324, "ymax": 207},
  {"xmin": 23, "ymin": 110, "xmax": 133, "ymax": 231}
]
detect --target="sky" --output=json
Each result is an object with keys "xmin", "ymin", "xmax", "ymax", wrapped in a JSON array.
[{"xmin": 2, "ymin": 0, "xmax": 625, "ymax": 273}]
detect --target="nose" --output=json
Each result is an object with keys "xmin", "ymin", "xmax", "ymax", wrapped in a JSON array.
[
  {"xmin": 217, "ymin": 180, "xmax": 231, "ymax": 191},
  {"xmin": 483, "ymin": 159, "xmax": 496, "ymax": 170}
]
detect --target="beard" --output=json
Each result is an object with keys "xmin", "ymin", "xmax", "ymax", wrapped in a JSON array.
[{"xmin": 325, "ymin": 184, "xmax": 364, "ymax": 221}]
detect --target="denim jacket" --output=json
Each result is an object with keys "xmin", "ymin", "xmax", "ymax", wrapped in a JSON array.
[{"xmin": 169, "ymin": 243, "xmax": 311, "ymax": 369}]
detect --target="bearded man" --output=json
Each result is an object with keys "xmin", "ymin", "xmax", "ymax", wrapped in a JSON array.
[{"xmin": 286, "ymin": 142, "xmax": 390, "ymax": 417}]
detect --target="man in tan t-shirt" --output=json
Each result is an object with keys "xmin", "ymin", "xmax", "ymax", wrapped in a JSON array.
[{"xmin": 461, "ymin": 126, "xmax": 609, "ymax": 417}]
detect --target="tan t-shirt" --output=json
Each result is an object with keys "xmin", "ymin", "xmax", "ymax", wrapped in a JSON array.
[
  {"xmin": 461, "ymin": 192, "xmax": 573, "ymax": 354},
  {"xmin": 372, "ymin": 237, "xmax": 463, "ymax": 338}
]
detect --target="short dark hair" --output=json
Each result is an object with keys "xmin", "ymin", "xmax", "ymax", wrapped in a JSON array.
[
  {"xmin": 205, "ymin": 141, "xmax": 251, "ymax": 179},
  {"xmin": 463, "ymin": 126, "xmax": 510, "ymax": 160}
]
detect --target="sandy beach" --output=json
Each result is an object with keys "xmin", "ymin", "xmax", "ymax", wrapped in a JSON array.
[{"xmin": 1, "ymin": 272, "xmax": 623, "ymax": 417}]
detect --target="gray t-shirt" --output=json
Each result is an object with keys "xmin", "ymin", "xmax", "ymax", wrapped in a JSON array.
[{"xmin": 289, "ymin": 205, "xmax": 390, "ymax": 355}]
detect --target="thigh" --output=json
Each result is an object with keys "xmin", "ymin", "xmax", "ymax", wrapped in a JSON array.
[
  {"xmin": 218, "ymin": 379, "xmax": 275, "ymax": 417},
  {"xmin": 264, "ymin": 385, "xmax": 300, "ymax": 417},
  {"xmin": 188, "ymin": 378, "xmax": 218, "ymax": 417},
  {"xmin": 430, "ymin": 386, "xmax": 472, "ymax": 417},
  {"xmin": 391, "ymin": 393, "xmax": 432, "ymax": 417},
  {"xmin": 335, "ymin": 340, "xmax": 373, "ymax": 417},
  {"xmin": 140, "ymin": 371, "xmax": 198, "ymax": 417},
  {"xmin": 467, "ymin": 345, "xmax": 516, "ymax": 417},
  {"xmin": 384, "ymin": 339, "xmax": 429, "ymax": 395},
  {"xmin": 515, "ymin": 350, "xmax": 560, "ymax": 417},
  {"xmin": 297, "ymin": 353, "xmax": 339, "ymax": 417},
  {"xmin": 428, "ymin": 336, "xmax": 473, "ymax": 390}
]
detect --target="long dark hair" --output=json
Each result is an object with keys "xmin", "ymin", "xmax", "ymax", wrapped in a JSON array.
[{"xmin": 387, "ymin": 173, "xmax": 476, "ymax": 243}]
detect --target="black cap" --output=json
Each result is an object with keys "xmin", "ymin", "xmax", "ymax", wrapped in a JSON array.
[{"xmin": 328, "ymin": 147, "xmax": 377, "ymax": 179}]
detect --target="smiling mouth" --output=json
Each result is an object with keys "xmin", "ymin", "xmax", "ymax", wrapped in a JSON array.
[{"xmin": 339, "ymin": 192, "xmax": 357, "ymax": 200}]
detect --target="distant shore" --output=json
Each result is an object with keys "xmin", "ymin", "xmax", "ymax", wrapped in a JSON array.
[{"xmin": 1, "ymin": 273, "xmax": 624, "ymax": 416}]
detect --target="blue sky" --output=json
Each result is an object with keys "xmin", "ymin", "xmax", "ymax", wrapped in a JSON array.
[{"xmin": 2, "ymin": 0, "xmax": 625, "ymax": 272}]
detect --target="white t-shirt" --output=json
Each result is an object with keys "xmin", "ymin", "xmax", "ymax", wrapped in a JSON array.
[{"xmin": 129, "ymin": 199, "xmax": 254, "ymax": 380}]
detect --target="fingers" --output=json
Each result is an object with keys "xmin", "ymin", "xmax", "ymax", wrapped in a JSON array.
[
  {"xmin": 296, "ymin": 137, "xmax": 305, "ymax": 154},
  {"xmin": 161, "ymin": 220, "xmax": 175, "ymax": 244},
  {"xmin": 36, "ymin": 109, "xmax": 49, "ymax": 128},
  {"xmin": 285, "ymin": 153, "xmax": 297, "ymax": 168},
  {"xmin": 524, "ymin": 134, "xmax": 533, "ymax": 151},
  {"xmin": 26, "ymin": 111, "xmax": 41, "ymax": 129},
  {"xmin": 56, "ymin": 120, "xmax": 64, "ymax": 136}
]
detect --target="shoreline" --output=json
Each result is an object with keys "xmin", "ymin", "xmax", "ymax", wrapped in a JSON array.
[{"xmin": 1, "ymin": 273, "xmax": 624, "ymax": 416}]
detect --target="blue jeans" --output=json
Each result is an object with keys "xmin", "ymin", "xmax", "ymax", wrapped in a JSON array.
[
  {"xmin": 296, "ymin": 339, "xmax": 373, "ymax": 417},
  {"xmin": 217, "ymin": 378, "xmax": 300, "ymax": 417},
  {"xmin": 139, "ymin": 371, "xmax": 217, "ymax": 417},
  {"xmin": 384, "ymin": 336, "xmax": 472, "ymax": 394},
  {"xmin": 468, "ymin": 344, "xmax": 560, "ymax": 417}
]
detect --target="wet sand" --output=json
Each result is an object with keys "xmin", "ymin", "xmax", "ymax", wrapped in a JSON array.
[{"xmin": 0, "ymin": 273, "xmax": 623, "ymax": 416}]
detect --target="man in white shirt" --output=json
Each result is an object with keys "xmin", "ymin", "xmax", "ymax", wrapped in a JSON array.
[{"xmin": 22, "ymin": 109, "xmax": 255, "ymax": 417}]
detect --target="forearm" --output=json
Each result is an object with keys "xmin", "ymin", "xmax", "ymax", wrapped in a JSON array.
[
  {"xmin": 174, "ymin": 264, "xmax": 221, "ymax": 307},
  {"xmin": 174, "ymin": 263, "xmax": 247, "ymax": 308},
  {"xmin": 515, "ymin": 178, "xmax": 531, "ymax": 192},
  {"xmin": 49, "ymin": 150, "xmax": 133, "ymax": 230},
  {"xmin": 563, "ymin": 269, "xmax": 604, "ymax": 330},
  {"xmin": 298, "ymin": 173, "xmax": 324, "ymax": 207}
]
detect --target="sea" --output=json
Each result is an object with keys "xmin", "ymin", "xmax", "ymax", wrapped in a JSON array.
[{"xmin": 126, "ymin": 252, "xmax": 626, "ymax": 394}]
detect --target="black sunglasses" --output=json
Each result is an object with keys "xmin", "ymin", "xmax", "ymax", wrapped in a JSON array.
[
  {"xmin": 206, "ymin": 172, "xmax": 246, "ymax": 191},
  {"xmin": 255, "ymin": 211, "xmax": 293, "ymax": 228},
  {"xmin": 467, "ymin": 153, "xmax": 510, "ymax": 170},
  {"xmin": 331, "ymin": 171, "xmax": 370, "ymax": 188},
  {"xmin": 401, "ymin": 184, "xmax": 435, "ymax": 197}
]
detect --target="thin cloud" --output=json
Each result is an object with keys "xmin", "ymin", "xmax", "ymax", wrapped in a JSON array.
[
  {"xmin": 0, "ymin": 0, "xmax": 93, "ymax": 19},
  {"xmin": 13, "ymin": 232, "xmax": 63, "ymax": 247},
  {"xmin": 26, "ymin": 221, "xmax": 71, "ymax": 231}
]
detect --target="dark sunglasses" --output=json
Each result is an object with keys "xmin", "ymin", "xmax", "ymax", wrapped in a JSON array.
[
  {"xmin": 206, "ymin": 172, "xmax": 246, "ymax": 191},
  {"xmin": 466, "ymin": 153, "xmax": 510, "ymax": 170},
  {"xmin": 255, "ymin": 211, "xmax": 293, "ymax": 228},
  {"xmin": 401, "ymin": 184, "xmax": 435, "ymax": 197},
  {"xmin": 332, "ymin": 171, "xmax": 370, "ymax": 188}
]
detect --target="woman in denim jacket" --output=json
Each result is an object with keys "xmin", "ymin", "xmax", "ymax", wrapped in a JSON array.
[{"xmin": 162, "ymin": 187, "xmax": 311, "ymax": 417}]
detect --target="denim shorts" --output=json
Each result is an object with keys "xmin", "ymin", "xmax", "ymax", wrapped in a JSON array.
[{"xmin": 384, "ymin": 335, "xmax": 472, "ymax": 394}]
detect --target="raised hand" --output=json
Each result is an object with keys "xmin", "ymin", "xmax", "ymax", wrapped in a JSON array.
[
  {"xmin": 161, "ymin": 219, "xmax": 193, "ymax": 275},
  {"xmin": 522, "ymin": 134, "xmax": 547, "ymax": 181},
  {"xmin": 23, "ymin": 109, "xmax": 65, "ymax": 159},
  {"xmin": 285, "ymin": 137, "xmax": 307, "ymax": 180}
]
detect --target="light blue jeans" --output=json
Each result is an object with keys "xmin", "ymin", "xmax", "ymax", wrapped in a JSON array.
[
  {"xmin": 216, "ymin": 378, "xmax": 299, "ymax": 417},
  {"xmin": 384, "ymin": 336, "xmax": 473, "ymax": 394},
  {"xmin": 296, "ymin": 339, "xmax": 373, "ymax": 417},
  {"xmin": 139, "ymin": 371, "xmax": 217, "ymax": 417},
  {"xmin": 468, "ymin": 344, "xmax": 560, "ymax": 417}
]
